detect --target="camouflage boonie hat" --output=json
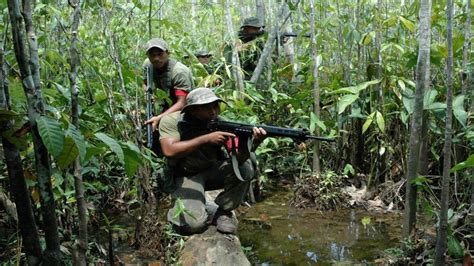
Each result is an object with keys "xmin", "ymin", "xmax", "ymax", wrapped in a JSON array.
[
  {"xmin": 182, "ymin": 88, "xmax": 227, "ymax": 113},
  {"xmin": 146, "ymin": 38, "xmax": 169, "ymax": 53},
  {"xmin": 194, "ymin": 50, "xmax": 212, "ymax": 57},
  {"xmin": 241, "ymin": 16, "xmax": 264, "ymax": 29}
]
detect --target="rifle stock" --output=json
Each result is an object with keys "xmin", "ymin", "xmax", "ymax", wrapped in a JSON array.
[
  {"xmin": 146, "ymin": 66, "xmax": 154, "ymax": 148},
  {"xmin": 208, "ymin": 120, "xmax": 335, "ymax": 142}
]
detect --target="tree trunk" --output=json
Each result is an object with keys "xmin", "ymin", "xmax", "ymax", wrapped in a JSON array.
[
  {"xmin": 309, "ymin": 0, "xmax": 321, "ymax": 175},
  {"xmin": 68, "ymin": 1, "xmax": 88, "ymax": 265},
  {"xmin": 148, "ymin": 0, "xmax": 152, "ymax": 39},
  {"xmin": 0, "ymin": 34, "xmax": 43, "ymax": 266},
  {"xmin": 256, "ymin": 0, "xmax": 265, "ymax": 25},
  {"xmin": 374, "ymin": 0, "xmax": 386, "ymax": 186},
  {"xmin": 224, "ymin": 0, "xmax": 245, "ymax": 94},
  {"xmin": 403, "ymin": 0, "xmax": 431, "ymax": 240},
  {"xmin": 418, "ymin": 113, "xmax": 429, "ymax": 176},
  {"xmin": 461, "ymin": 0, "xmax": 471, "ymax": 97},
  {"xmin": 8, "ymin": 0, "xmax": 62, "ymax": 263},
  {"xmin": 434, "ymin": 0, "xmax": 453, "ymax": 263}
]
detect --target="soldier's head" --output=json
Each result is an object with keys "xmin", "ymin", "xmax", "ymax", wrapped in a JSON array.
[
  {"xmin": 240, "ymin": 16, "xmax": 264, "ymax": 35},
  {"xmin": 194, "ymin": 50, "xmax": 212, "ymax": 65},
  {"xmin": 182, "ymin": 88, "xmax": 226, "ymax": 121},
  {"xmin": 146, "ymin": 38, "xmax": 170, "ymax": 69}
]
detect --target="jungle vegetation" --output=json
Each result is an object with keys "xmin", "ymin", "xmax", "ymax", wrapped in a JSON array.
[{"xmin": 0, "ymin": 0, "xmax": 472, "ymax": 264}]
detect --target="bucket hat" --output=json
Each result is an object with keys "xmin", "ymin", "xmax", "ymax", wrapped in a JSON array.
[
  {"xmin": 241, "ymin": 16, "xmax": 264, "ymax": 29},
  {"xmin": 182, "ymin": 88, "xmax": 227, "ymax": 113}
]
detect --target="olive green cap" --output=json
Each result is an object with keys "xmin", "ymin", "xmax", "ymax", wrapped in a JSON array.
[
  {"xmin": 145, "ymin": 38, "xmax": 169, "ymax": 53},
  {"xmin": 194, "ymin": 50, "xmax": 212, "ymax": 57},
  {"xmin": 182, "ymin": 88, "xmax": 227, "ymax": 113},
  {"xmin": 241, "ymin": 16, "xmax": 264, "ymax": 29}
]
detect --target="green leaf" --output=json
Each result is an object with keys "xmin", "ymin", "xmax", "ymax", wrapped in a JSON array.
[
  {"xmin": 423, "ymin": 89, "xmax": 438, "ymax": 108},
  {"xmin": 95, "ymin": 133, "xmax": 124, "ymax": 163},
  {"xmin": 447, "ymin": 234, "xmax": 464, "ymax": 259},
  {"xmin": 66, "ymin": 124, "xmax": 86, "ymax": 162},
  {"xmin": 37, "ymin": 116, "xmax": 65, "ymax": 158},
  {"xmin": 362, "ymin": 112, "xmax": 375, "ymax": 134},
  {"xmin": 310, "ymin": 112, "xmax": 326, "ymax": 133},
  {"xmin": 338, "ymin": 94, "xmax": 359, "ymax": 114},
  {"xmin": 57, "ymin": 136, "xmax": 79, "ymax": 169},
  {"xmin": 453, "ymin": 95, "xmax": 467, "ymax": 127},
  {"xmin": 375, "ymin": 111, "xmax": 385, "ymax": 133},
  {"xmin": 361, "ymin": 217, "xmax": 371, "ymax": 228},
  {"xmin": 343, "ymin": 164, "xmax": 355, "ymax": 175},
  {"xmin": 399, "ymin": 16, "xmax": 416, "ymax": 32},
  {"xmin": 451, "ymin": 155, "xmax": 474, "ymax": 172},
  {"xmin": 425, "ymin": 102, "xmax": 446, "ymax": 110},
  {"xmin": 332, "ymin": 79, "xmax": 382, "ymax": 95},
  {"xmin": 402, "ymin": 88, "xmax": 415, "ymax": 114},
  {"xmin": 121, "ymin": 142, "xmax": 143, "ymax": 177},
  {"xmin": 360, "ymin": 31, "xmax": 374, "ymax": 45}
]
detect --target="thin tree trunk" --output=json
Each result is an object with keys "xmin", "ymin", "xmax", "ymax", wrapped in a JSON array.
[
  {"xmin": 148, "ymin": 0, "xmax": 152, "ymax": 39},
  {"xmin": 434, "ymin": 0, "xmax": 453, "ymax": 263},
  {"xmin": 256, "ymin": 0, "xmax": 265, "ymax": 25},
  {"xmin": 1, "ymin": 32, "xmax": 43, "ymax": 266},
  {"xmin": 250, "ymin": 1, "xmax": 297, "ymax": 84},
  {"xmin": 224, "ymin": 0, "xmax": 245, "ymax": 94},
  {"xmin": 309, "ymin": 0, "xmax": 321, "ymax": 175},
  {"xmin": 374, "ymin": 0, "xmax": 386, "ymax": 185},
  {"xmin": 68, "ymin": 1, "xmax": 87, "ymax": 265},
  {"xmin": 191, "ymin": 0, "xmax": 197, "ymax": 29},
  {"xmin": 403, "ymin": 0, "xmax": 431, "ymax": 240},
  {"xmin": 461, "ymin": 0, "xmax": 471, "ymax": 97}
]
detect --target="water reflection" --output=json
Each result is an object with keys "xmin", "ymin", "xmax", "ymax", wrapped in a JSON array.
[{"xmin": 238, "ymin": 191, "xmax": 403, "ymax": 265}]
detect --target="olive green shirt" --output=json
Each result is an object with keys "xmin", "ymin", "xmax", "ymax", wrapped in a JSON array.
[{"xmin": 143, "ymin": 58, "xmax": 194, "ymax": 107}]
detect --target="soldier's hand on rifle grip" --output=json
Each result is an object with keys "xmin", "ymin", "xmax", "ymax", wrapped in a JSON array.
[
  {"xmin": 145, "ymin": 115, "xmax": 163, "ymax": 131},
  {"xmin": 252, "ymin": 127, "xmax": 267, "ymax": 147},
  {"xmin": 206, "ymin": 131, "xmax": 235, "ymax": 146}
]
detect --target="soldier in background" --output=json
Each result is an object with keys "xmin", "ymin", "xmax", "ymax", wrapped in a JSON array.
[{"xmin": 225, "ymin": 16, "xmax": 266, "ymax": 80}]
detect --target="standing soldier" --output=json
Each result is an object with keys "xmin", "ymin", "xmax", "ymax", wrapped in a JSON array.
[
  {"xmin": 143, "ymin": 38, "xmax": 194, "ymax": 155},
  {"xmin": 225, "ymin": 16, "xmax": 266, "ymax": 80}
]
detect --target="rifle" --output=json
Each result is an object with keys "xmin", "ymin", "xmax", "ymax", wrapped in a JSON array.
[
  {"xmin": 208, "ymin": 120, "xmax": 335, "ymax": 142},
  {"xmin": 208, "ymin": 119, "xmax": 334, "ymax": 182},
  {"xmin": 280, "ymin": 32, "xmax": 311, "ymax": 38},
  {"xmin": 146, "ymin": 66, "xmax": 154, "ymax": 148}
]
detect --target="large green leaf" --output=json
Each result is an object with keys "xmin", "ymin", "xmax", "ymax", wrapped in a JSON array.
[
  {"xmin": 95, "ymin": 133, "xmax": 124, "ymax": 163},
  {"xmin": 453, "ymin": 95, "xmax": 467, "ymax": 127},
  {"xmin": 450, "ymin": 154, "xmax": 474, "ymax": 173},
  {"xmin": 338, "ymin": 94, "xmax": 359, "ymax": 114},
  {"xmin": 331, "ymin": 79, "xmax": 381, "ymax": 95},
  {"xmin": 402, "ymin": 88, "xmax": 415, "ymax": 114},
  {"xmin": 121, "ymin": 142, "xmax": 142, "ymax": 177},
  {"xmin": 37, "ymin": 116, "xmax": 65, "ymax": 158},
  {"xmin": 57, "ymin": 136, "xmax": 79, "ymax": 169},
  {"xmin": 310, "ymin": 112, "xmax": 327, "ymax": 133},
  {"xmin": 447, "ymin": 235, "xmax": 464, "ymax": 259},
  {"xmin": 67, "ymin": 124, "xmax": 87, "ymax": 162},
  {"xmin": 423, "ymin": 89, "xmax": 437, "ymax": 108}
]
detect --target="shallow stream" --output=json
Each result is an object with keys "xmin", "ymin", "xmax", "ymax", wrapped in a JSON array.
[{"xmin": 238, "ymin": 188, "xmax": 403, "ymax": 265}]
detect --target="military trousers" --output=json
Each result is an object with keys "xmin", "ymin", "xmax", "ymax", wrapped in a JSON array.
[{"xmin": 167, "ymin": 159, "xmax": 255, "ymax": 234}]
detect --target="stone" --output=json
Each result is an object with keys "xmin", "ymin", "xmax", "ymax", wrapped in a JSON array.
[{"xmin": 179, "ymin": 226, "xmax": 250, "ymax": 266}]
